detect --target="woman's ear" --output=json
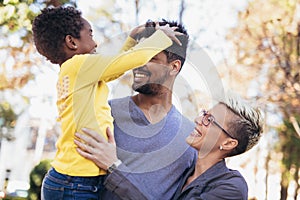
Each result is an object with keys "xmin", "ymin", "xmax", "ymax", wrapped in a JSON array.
[
  {"xmin": 170, "ymin": 60, "xmax": 181, "ymax": 76},
  {"xmin": 65, "ymin": 35, "xmax": 78, "ymax": 50},
  {"xmin": 222, "ymin": 138, "xmax": 238, "ymax": 151}
]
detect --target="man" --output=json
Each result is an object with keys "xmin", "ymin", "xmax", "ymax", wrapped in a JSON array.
[{"xmin": 75, "ymin": 19, "xmax": 197, "ymax": 200}]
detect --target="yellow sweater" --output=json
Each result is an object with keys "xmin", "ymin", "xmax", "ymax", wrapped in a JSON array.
[{"xmin": 52, "ymin": 30, "xmax": 172, "ymax": 176}]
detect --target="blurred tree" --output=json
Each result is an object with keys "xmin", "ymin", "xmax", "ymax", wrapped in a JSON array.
[
  {"xmin": 0, "ymin": 101, "xmax": 16, "ymax": 128},
  {"xmin": 0, "ymin": 0, "xmax": 76, "ymax": 150},
  {"xmin": 28, "ymin": 159, "xmax": 51, "ymax": 200},
  {"xmin": 0, "ymin": 101, "xmax": 16, "ymax": 142},
  {"xmin": 277, "ymin": 115, "xmax": 300, "ymax": 200},
  {"xmin": 0, "ymin": 0, "xmax": 76, "ymax": 90},
  {"xmin": 228, "ymin": 0, "xmax": 300, "ymax": 199}
]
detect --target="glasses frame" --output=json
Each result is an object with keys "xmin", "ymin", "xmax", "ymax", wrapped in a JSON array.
[{"xmin": 199, "ymin": 110, "xmax": 236, "ymax": 139}]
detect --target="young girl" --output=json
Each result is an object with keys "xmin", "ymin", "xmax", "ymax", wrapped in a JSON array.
[{"xmin": 32, "ymin": 6, "xmax": 178, "ymax": 199}]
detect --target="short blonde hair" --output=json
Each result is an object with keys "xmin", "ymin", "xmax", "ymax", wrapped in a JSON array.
[{"xmin": 220, "ymin": 92, "xmax": 264, "ymax": 156}]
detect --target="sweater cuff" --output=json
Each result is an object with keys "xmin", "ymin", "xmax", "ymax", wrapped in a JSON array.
[
  {"xmin": 104, "ymin": 164, "xmax": 149, "ymax": 200},
  {"xmin": 121, "ymin": 36, "xmax": 137, "ymax": 51},
  {"xmin": 104, "ymin": 163, "xmax": 131, "ymax": 191}
]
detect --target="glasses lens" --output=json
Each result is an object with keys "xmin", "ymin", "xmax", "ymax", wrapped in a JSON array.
[{"xmin": 202, "ymin": 114, "xmax": 213, "ymax": 126}]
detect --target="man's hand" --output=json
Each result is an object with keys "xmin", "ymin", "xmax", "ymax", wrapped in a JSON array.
[{"xmin": 74, "ymin": 127, "xmax": 119, "ymax": 171}]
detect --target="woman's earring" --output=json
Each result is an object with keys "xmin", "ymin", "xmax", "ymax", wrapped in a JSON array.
[{"xmin": 219, "ymin": 145, "xmax": 223, "ymax": 150}]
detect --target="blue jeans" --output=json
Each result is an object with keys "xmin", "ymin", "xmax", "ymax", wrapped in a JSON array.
[{"xmin": 41, "ymin": 168, "xmax": 106, "ymax": 200}]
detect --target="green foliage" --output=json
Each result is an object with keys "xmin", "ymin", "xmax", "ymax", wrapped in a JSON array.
[
  {"xmin": 0, "ymin": 0, "xmax": 76, "ymax": 39},
  {"xmin": 0, "ymin": 0, "xmax": 76, "ymax": 90},
  {"xmin": 0, "ymin": 101, "xmax": 16, "ymax": 128},
  {"xmin": 0, "ymin": 1, "xmax": 36, "ymax": 36},
  {"xmin": 0, "ymin": 1, "xmax": 41, "ymax": 90},
  {"xmin": 28, "ymin": 159, "xmax": 51, "ymax": 200},
  {"xmin": 278, "ymin": 115, "xmax": 300, "ymax": 170}
]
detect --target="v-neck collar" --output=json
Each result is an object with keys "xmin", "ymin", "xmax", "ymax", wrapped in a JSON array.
[
  {"xmin": 129, "ymin": 96, "xmax": 175, "ymax": 125},
  {"xmin": 180, "ymin": 159, "xmax": 227, "ymax": 192}
]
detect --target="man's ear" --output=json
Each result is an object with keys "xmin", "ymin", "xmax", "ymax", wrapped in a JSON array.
[
  {"xmin": 65, "ymin": 35, "xmax": 78, "ymax": 50},
  {"xmin": 170, "ymin": 60, "xmax": 181, "ymax": 76},
  {"xmin": 222, "ymin": 138, "xmax": 238, "ymax": 151}
]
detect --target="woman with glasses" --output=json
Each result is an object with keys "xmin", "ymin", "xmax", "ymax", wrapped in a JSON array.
[
  {"xmin": 172, "ymin": 94, "xmax": 263, "ymax": 200},
  {"xmin": 74, "ymin": 93, "xmax": 263, "ymax": 200}
]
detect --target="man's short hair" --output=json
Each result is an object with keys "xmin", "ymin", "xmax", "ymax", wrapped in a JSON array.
[{"xmin": 135, "ymin": 19, "xmax": 189, "ymax": 70}]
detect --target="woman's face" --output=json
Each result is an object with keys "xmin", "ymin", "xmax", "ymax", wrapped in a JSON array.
[{"xmin": 186, "ymin": 103, "xmax": 233, "ymax": 156}]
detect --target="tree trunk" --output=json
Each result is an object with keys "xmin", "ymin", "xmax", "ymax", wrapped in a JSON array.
[
  {"xmin": 294, "ymin": 167, "xmax": 299, "ymax": 200},
  {"xmin": 134, "ymin": 0, "xmax": 140, "ymax": 25},
  {"xmin": 265, "ymin": 152, "xmax": 271, "ymax": 200},
  {"xmin": 280, "ymin": 170, "xmax": 289, "ymax": 200},
  {"xmin": 178, "ymin": 0, "xmax": 185, "ymax": 25}
]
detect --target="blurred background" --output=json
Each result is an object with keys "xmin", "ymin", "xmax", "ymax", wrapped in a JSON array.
[{"xmin": 0, "ymin": 0, "xmax": 299, "ymax": 199}]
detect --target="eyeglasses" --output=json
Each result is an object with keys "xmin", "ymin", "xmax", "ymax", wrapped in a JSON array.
[{"xmin": 198, "ymin": 109, "xmax": 236, "ymax": 139}]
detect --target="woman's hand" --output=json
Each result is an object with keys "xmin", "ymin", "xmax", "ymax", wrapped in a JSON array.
[{"xmin": 74, "ymin": 127, "xmax": 119, "ymax": 170}]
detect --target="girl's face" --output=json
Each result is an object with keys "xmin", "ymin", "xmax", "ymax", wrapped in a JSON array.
[{"xmin": 74, "ymin": 18, "xmax": 97, "ymax": 54}]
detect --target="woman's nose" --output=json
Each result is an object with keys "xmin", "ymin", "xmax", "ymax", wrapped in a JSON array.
[{"xmin": 194, "ymin": 115, "xmax": 202, "ymax": 126}]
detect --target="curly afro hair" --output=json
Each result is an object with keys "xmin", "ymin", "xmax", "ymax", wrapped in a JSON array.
[{"xmin": 32, "ymin": 6, "xmax": 84, "ymax": 64}]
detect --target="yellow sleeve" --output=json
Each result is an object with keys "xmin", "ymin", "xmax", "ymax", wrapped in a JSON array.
[
  {"xmin": 101, "ymin": 29, "xmax": 172, "ymax": 81},
  {"xmin": 77, "ymin": 30, "xmax": 172, "ymax": 86},
  {"xmin": 120, "ymin": 36, "xmax": 137, "ymax": 52}
]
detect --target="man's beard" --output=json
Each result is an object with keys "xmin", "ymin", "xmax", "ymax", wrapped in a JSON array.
[
  {"xmin": 132, "ymin": 71, "xmax": 169, "ymax": 95},
  {"xmin": 133, "ymin": 83, "xmax": 162, "ymax": 95}
]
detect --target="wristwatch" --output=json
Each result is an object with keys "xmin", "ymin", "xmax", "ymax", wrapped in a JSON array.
[{"xmin": 107, "ymin": 159, "xmax": 122, "ymax": 173}]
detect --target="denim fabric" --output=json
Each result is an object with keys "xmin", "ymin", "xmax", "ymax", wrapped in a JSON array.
[{"xmin": 41, "ymin": 168, "xmax": 105, "ymax": 200}]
